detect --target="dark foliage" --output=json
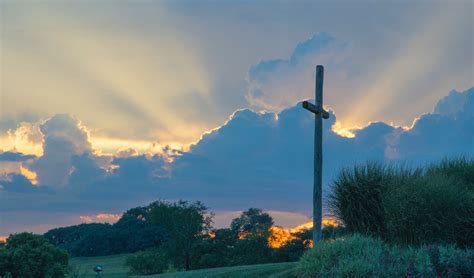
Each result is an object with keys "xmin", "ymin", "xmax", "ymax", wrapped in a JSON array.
[
  {"xmin": 329, "ymin": 158, "xmax": 474, "ymax": 248},
  {"xmin": 44, "ymin": 213, "xmax": 167, "ymax": 256},
  {"xmin": 193, "ymin": 208, "xmax": 310, "ymax": 269},
  {"xmin": 191, "ymin": 229, "xmax": 235, "ymax": 268},
  {"xmin": 125, "ymin": 248, "xmax": 171, "ymax": 275},
  {"xmin": 148, "ymin": 200, "xmax": 212, "ymax": 271},
  {"xmin": 230, "ymin": 208, "xmax": 274, "ymax": 237},
  {"xmin": 0, "ymin": 233, "xmax": 69, "ymax": 278},
  {"xmin": 297, "ymin": 234, "xmax": 474, "ymax": 277}
]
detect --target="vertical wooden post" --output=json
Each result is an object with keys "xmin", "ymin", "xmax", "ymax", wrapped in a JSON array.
[
  {"xmin": 313, "ymin": 65, "xmax": 324, "ymax": 244},
  {"xmin": 302, "ymin": 65, "xmax": 329, "ymax": 246}
]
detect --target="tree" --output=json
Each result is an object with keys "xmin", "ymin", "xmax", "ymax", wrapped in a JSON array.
[
  {"xmin": 229, "ymin": 208, "xmax": 275, "ymax": 265},
  {"xmin": 149, "ymin": 200, "xmax": 212, "ymax": 270},
  {"xmin": 0, "ymin": 233, "xmax": 69, "ymax": 278},
  {"xmin": 191, "ymin": 228, "xmax": 235, "ymax": 268},
  {"xmin": 230, "ymin": 208, "xmax": 273, "ymax": 238},
  {"xmin": 44, "ymin": 212, "xmax": 167, "ymax": 256}
]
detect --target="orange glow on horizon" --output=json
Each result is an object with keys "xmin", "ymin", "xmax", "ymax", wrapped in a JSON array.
[
  {"xmin": 268, "ymin": 216, "xmax": 340, "ymax": 248},
  {"xmin": 268, "ymin": 226, "xmax": 296, "ymax": 248}
]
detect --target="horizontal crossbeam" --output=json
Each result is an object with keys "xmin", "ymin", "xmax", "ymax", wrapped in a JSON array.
[{"xmin": 302, "ymin": 101, "xmax": 329, "ymax": 119}]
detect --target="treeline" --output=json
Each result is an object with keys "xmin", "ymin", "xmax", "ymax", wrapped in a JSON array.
[
  {"xmin": 44, "ymin": 211, "xmax": 167, "ymax": 256},
  {"xmin": 124, "ymin": 205, "xmax": 317, "ymax": 274},
  {"xmin": 43, "ymin": 201, "xmax": 329, "ymax": 274}
]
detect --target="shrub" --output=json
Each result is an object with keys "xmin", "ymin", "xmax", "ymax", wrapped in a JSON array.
[
  {"xmin": 125, "ymin": 249, "xmax": 171, "ymax": 275},
  {"xmin": 438, "ymin": 245, "xmax": 474, "ymax": 277},
  {"xmin": 383, "ymin": 174, "xmax": 473, "ymax": 246},
  {"xmin": 297, "ymin": 235, "xmax": 473, "ymax": 278},
  {"xmin": 329, "ymin": 158, "xmax": 473, "ymax": 248},
  {"xmin": 297, "ymin": 235, "xmax": 387, "ymax": 277},
  {"xmin": 329, "ymin": 163, "xmax": 407, "ymax": 238}
]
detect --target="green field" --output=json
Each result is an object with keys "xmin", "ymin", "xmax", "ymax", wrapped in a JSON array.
[
  {"xmin": 148, "ymin": 262, "xmax": 297, "ymax": 278},
  {"xmin": 69, "ymin": 255, "xmax": 297, "ymax": 278},
  {"xmin": 70, "ymin": 255, "xmax": 129, "ymax": 277}
]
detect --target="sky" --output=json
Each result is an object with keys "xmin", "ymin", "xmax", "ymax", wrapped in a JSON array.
[{"xmin": 0, "ymin": 0, "xmax": 473, "ymax": 238}]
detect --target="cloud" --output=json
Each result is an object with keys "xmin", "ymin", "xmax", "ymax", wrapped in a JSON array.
[
  {"xmin": 0, "ymin": 151, "xmax": 35, "ymax": 162},
  {"xmin": 1, "ymin": 1, "xmax": 215, "ymax": 144},
  {"xmin": 0, "ymin": 173, "xmax": 38, "ymax": 193},
  {"xmin": 434, "ymin": 88, "xmax": 473, "ymax": 117},
  {"xmin": 31, "ymin": 114, "xmax": 92, "ymax": 186},
  {"xmin": 0, "ymin": 122, "xmax": 43, "ymax": 156},
  {"xmin": 246, "ymin": 33, "xmax": 351, "ymax": 111},
  {"xmin": 79, "ymin": 213, "xmax": 121, "ymax": 224},
  {"xmin": 0, "ymin": 88, "xmax": 472, "ymax": 237},
  {"xmin": 394, "ymin": 88, "xmax": 474, "ymax": 162},
  {"xmin": 167, "ymin": 87, "xmax": 473, "ymax": 212}
]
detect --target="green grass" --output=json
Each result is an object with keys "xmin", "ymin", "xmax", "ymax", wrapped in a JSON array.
[
  {"xmin": 69, "ymin": 254, "xmax": 129, "ymax": 277},
  {"xmin": 150, "ymin": 262, "xmax": 297, "ymax": 278},
  {"xmin": 69, "ymin": 254, "xmax": 297, "ymax": 278}
]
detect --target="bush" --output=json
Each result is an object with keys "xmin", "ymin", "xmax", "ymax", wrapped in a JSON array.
[
  {"xmin": 329, "ymin": 163, "xmax": 405, "ymax": 238},
  {"xmin": 329, "ymin": 158, "xmax": 473, "ymax": 247},
  {"xmin": 384, "ymin": 174, "xmax": 473, "ymax": 246},
  {"xmin": 297, "ymin": 235, "xmax": 473, "ymax": 278},
  {"xmin": 297, "ymin": 235, "xmax": 388, "ymax": 277},
  {"xmin": 0, "ymin": 233, "xmax": 69, "ymax": 278},
  {"xmin": 125, "ymin": 249, "xmax": 171, "ymax": 275},
  {"xmin": 438, "ymin": 245, "xmax": 474, "ymax": 277}
]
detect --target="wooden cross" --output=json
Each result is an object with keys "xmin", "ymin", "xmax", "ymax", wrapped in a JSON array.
[{"xmin": 302, "ymin": 65, "xmax": 329, "ymax": 245}]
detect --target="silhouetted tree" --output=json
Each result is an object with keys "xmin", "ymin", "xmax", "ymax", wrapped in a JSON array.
[{"xmin": 149, "ymin": 200, "xmax": 212, "ymax": 271}]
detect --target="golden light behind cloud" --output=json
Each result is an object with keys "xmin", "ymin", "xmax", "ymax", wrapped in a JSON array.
[
  {"xmin": 2, "ymin": 2, "xmax": 214, "ymax": 146},
  {"xmin": 20, "ymin": 165, "xmax": 38, "ymax": 185}
]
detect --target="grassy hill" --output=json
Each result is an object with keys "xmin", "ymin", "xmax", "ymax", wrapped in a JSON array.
[
  {"xmin": 69, "ymin": 254, "xmax": 129, "ymax": 277},
  {"xmin": 69, "ymin": 254, "xmax": 297, "ymax": 277}
]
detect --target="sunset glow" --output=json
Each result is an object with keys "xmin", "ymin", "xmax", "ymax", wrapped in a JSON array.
[
  {"xmin": 20, "ymin": 166, "xmax": 38, "ymax": 185},
  {"xmin": 268, "ymin": 216, "xmax": 340, "ymax": 248},
  {"xmin": 1, "ymin": 0, "xmax": 472, "ymax": 248}
]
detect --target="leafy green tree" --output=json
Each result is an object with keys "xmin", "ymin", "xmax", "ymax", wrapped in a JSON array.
[
  {"xmin": 149, "ymin": 200, "xmax": 212, "ymax": 270},
  {"xmin": 0, "ymin": 233, "xmax": 69, "ymax": 278}
]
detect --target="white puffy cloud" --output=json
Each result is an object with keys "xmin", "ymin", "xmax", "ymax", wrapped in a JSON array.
[
  {"xmin": 31, "ymin": 114, "xmax": 92, "ymax": 186},
  {"xmin": 246, "ymin": 33, "xmax": 351, "ymax": 111}
]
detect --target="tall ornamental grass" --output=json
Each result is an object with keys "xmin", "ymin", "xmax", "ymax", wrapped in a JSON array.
[{"xmin": 329, "ymin": 158, "xmax": 474, "ymax": 248}]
